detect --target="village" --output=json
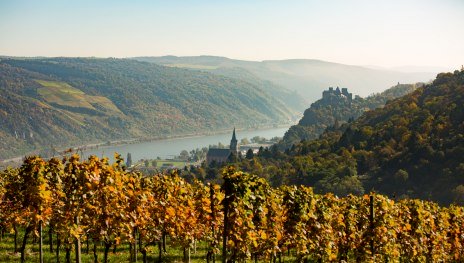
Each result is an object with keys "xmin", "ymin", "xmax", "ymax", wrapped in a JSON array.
[{"xmin": 130, "ymin": 129, "xmax": 279, "ymax": 172}]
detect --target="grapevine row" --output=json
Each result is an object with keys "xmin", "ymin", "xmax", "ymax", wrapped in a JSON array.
[{"xmin": 0, "ymin": 155, "xmax": 463, "ymax": 262}]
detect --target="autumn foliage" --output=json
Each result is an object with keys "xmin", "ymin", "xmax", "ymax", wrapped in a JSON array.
[{"xmin": 0, "ymin": 155, "xmax": 463, "ymax": 262}]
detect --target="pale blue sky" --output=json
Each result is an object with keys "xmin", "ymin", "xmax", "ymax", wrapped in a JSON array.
[{"xmin": 1, "ymin": 0, "xmax": 463, "ymax": 69}]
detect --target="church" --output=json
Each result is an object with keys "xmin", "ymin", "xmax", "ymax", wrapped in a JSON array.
[{"xmin": 206, "ymin": 128, "xmax": 238, "ymax": 165}]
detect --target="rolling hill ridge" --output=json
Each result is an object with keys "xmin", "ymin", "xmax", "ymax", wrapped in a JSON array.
[{"xmin": 134, "ymin": 56, "xmax": 437, "ymax": 105}]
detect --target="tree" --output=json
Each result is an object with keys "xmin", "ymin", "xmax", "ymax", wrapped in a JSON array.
[
  {"xmin": 452, "ymin": 185, "xmax": 464, "ymax": 205},
  {"xmin": 240, "ymin": 138, "xmax": 250, "ymax": 145},
  {"xmin": 394, "ymin": 169, "xmax": 409, "ymax": 183},
  {"xmin": 245, "ymin": 149, "xmax": 254, "ymax": 160},
  {"xmin": 180, "ymin": 150, "xmax": 190, "ymax": 160},
  {"xmin": 251, "ymin": 136, "xmax": 265, "ymax": 144}
]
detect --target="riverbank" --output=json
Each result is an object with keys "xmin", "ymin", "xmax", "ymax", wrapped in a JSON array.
[
  {"xmin": 0, "ymin": 124, "xmax": 292, "ymax": 167},
  {"xmin": 84, "ymin": 124, "xmax": 290, "ymax": 151}
]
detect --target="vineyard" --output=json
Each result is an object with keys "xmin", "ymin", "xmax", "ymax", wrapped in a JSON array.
[{"xmin": 0, "ymin": 154, "xmax": 463, "ymax": 263}]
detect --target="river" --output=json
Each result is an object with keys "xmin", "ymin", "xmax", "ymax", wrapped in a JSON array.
[{"xmin": 81, "ymin": 126, "xmax": 289, "ymax": 161}]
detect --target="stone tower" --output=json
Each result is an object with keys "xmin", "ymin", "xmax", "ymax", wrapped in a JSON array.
[{"xmin": 230, "ymin": 128, "xmax": 238, "ymax": 153}]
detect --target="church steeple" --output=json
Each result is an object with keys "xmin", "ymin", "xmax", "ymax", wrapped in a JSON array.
[{"xmin": 230, "ymin": 127, "xmax": 238, "ymax": 153}]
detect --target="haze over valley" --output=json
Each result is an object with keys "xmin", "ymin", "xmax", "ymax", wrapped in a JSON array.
[{"xmin": 135, "ymin": 56, "xmax": 437, "ymax": 106}]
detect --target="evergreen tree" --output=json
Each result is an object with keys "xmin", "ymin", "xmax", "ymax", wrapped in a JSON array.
[{"xmin": 245, "ymin": 149, "xmax": 254, "ymax": 159}]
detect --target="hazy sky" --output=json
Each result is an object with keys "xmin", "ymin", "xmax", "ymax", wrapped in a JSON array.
[{"xmin": 1, "ymin": 0, "xmax": 463, "ymax": 69}]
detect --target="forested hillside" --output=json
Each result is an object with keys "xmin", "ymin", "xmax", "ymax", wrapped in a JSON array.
[
  {"xmin": 279, "ymin": 83, "xmax": 421, "ymax": 149},
  {"xmin": 212, "ymin": 70, "xmax": 464, "ymax": 205},
  {"xmin": 0, "ymin": 58, "xmax": 295, "ymax": 160}
]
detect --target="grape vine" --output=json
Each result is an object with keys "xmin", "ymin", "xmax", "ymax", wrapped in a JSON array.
[{"xmin": 0, "ymin": 156, "xmax": 463, "ymax": 263}]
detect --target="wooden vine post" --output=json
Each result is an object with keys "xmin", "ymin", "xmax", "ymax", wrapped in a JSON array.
[
  {"xmin": 39, "ymin": 210, "xmax": 43, "ymax": 263},
  {"xmin": 369, "ymin": 194, "xmax": 375, "ymax": 257},
  {"xmin": 222, "ymin": 174, "xmax": 232, "ymax": 263},
  {"xmin": 75, "ymin": 216, "xmax": 82, "ymax": 263},
  {"xmin": 210, "ymin": 183, "xmax": 216, "ymax": 263}
]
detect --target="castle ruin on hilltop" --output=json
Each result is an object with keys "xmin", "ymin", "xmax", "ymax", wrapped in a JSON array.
[{"xmin": 322, "ymin": 87, "xmax": 353, "ymax": 103}]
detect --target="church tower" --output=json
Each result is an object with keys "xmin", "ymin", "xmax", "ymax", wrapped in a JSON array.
[{"xmin": 230, "ymin": 128, "xmax": 238, "ymax": 153}]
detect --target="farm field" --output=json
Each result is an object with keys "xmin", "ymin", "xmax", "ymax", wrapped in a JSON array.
[{"xmin": 36, "ymin": 80, "xmax": 122, "ymax": 114}]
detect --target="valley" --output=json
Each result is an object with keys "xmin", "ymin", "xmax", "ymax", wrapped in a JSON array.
[
  {"xmin": 1, "ymin": 1, "xmax": 463, "ymax": 262},
  {"xmin": 0, "ymin": 58, "xmax": 296, "ymax": 160}
]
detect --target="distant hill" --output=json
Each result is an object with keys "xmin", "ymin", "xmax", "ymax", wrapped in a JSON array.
[
  {"xmin": 0, "ymin": 58, "xmax": 295, "ymax": 160},
  {"xmin": 202, "ymin": 66, "xmax": 307, "ymax": 112},
  {"xmin": 134, "ymin": 56, "xmax": 308, "ymax": 111},
  {"xmin": 279, "ymin": 83, "xmax": 421, "ymax": 149},
  {"xmin": 133, "ymin": 56, "xmax": 437, "ymax": 105}
]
